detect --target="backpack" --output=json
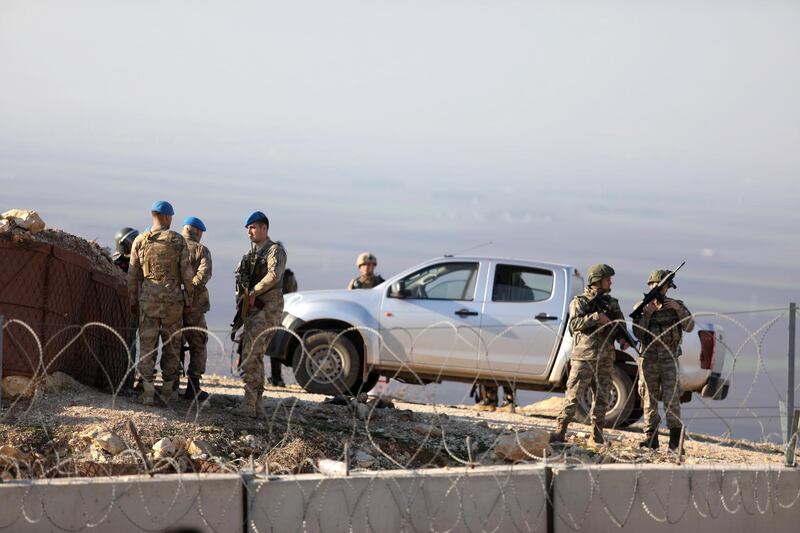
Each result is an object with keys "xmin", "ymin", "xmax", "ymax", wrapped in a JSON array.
[{"xmin": 282, "ymin": 268, "xmax": 298, "ymax": 294}]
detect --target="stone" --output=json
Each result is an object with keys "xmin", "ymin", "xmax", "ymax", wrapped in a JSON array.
[
  {"xmin": 520, "ymin": 396, "xmax": 564, "ymax": 417},
  {"xmin": 187, "ymin": 439, "xmax": 216, "ymax": 458},
  {"xmin": 243, "ymin": 435, "xmax": 261, "ymax": 449},
  {"xmin": 1, "ymin": 375, "xmax": 35, "ymax": 399},
  {"xmin": 318, "ymin": 459, "xmax": 348, "ymax": 476},
  {"xmin": 90, "ymin": 446, "xmax": 110, "ymax": 463},
  {"xmin": 323, "ymin": 395, "xmax": 350, "ymax": 406},
  {"xmin": 1, "ymin": 209, "xmax": 46, "ymax": 234},
  {"xmin": 93, "ymin": 431, "xmax": 127, "ymax": 456},
  {"xmin": 353, "ymin": 450, "xmax": 376, "ymax": 469},
  {"xmin": 153, "ymin": 437, "xmax": 177, "ymax": 458},
  {"xmin": 44, "ymin": 372, "xmax": 82, "ymax": 394},
  {"xmin": 494, "ymin": 430, "xmax": 552, "ymax": 461},
  {"xmin": 412, "ymin": 423, "xmax": 442, "ymax": 438},
  {"xmin": 356, "ymin": 403, "xmax": 371, "ymax": 420}
]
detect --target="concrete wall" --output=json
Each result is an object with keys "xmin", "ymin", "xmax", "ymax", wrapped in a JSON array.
[
  {"xmin": 553, "ymin": 464, "xmax": 800, "ymax": 533},
  {"xmin": 249, "ymin": 465, "xmax": 548, "ymax": 532},
  {"xmin": 0, "ymin": 474, "xmax": 243, "ymax": 533},
  {"xmin": 0, "ymin": 465, "xmax": 798, "ymax": 532}
]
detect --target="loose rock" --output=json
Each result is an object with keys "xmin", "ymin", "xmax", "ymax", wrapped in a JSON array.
[{"xmin": 494, "ymin": 430, "xmax": 551, "ymax": 461}]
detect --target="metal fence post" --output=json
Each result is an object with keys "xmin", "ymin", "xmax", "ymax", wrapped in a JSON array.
[
  {"xmin": 0, "ymin": 315, "xmax": 4, "ymax": 411},
  {"xmin": 788, "ymin": 303, "xmax": 797, "ymax": 447}
]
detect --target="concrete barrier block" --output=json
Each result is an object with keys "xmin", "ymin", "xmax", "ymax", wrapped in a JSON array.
[
  {"xmin": 0, "ymin": 474, "xmax": 243, "ymax": 532},
  {"xmin": 250, "ymin": 465, "xmax": 548, "ymax": 532},
  {"xmin": 553, "ymin": 464, "xmax": 800, "ymax": 532}
]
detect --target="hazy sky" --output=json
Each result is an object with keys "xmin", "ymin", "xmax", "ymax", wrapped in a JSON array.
[{"xmin": 2, "ymin": 0, "xmax": 799, "ymax": 327}]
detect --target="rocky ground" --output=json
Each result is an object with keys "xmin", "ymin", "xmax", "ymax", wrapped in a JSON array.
[{"xmin": 0, "ymin": 374, "xmax": 786, "ymax": 480}]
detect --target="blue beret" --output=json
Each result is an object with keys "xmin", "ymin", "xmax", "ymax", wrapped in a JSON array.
[
  {"xmin": 151, "ymin": 200, "xmax": 175, "ymax": 216},
  {"xmin": 183, "ymin": 216, "xmax": 206, "ymax": 232},
  {"xmin": 245, "ymin": 211, "xmax": 269, "ymax": 227}
]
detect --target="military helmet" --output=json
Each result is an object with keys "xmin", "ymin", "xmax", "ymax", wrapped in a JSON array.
[
  {"xmin": 114, "ymin": 227, "xmax": 139, "ymax": 257},
  {"xmin": 648, "ymin": 269, "xmax": 677, "ymax": 289},
  {"xmin": 586, "ymin": 263, "xmax": 615, "ymax": 286},
  {"xmin": 357, "ymin": 252, "xmax": 377, "ymax": 267}
]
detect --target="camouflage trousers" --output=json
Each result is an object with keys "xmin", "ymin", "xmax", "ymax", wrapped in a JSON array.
[
  {"xmin": 639, "ymin": 351, "xmax": 682, "ymax": 432},
  {"xmin": 137, "ymin": 301, "xmax": 184, "ymax": 384},
  {"xmin": 558, "ymin": 357, "xmax": 613, "ymax": 427},
  {"xmin": 240, "ymin": 301, "xmax": 283, "ymax": 394},
  {"xmin": 182, "ymin": 309, "xmax": 208, "ymax": 379}
]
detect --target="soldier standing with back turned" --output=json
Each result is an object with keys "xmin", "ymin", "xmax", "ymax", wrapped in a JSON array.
[
  {"xmin": 633, "ymin": 269, "xmax": 694, "ymax": 451},
  {"xmin": 550, "ymin": 264, "xmax": 630, "ymax": 448},
  {"xmin": 233, "ymin": 211, "xmax": 286, "ymax": 418},
  {"xmin": 181, "ymin": 216, "xmax": 213, "ymax": 401},
  {"xmin": 127, "ymin": 201, "xmax": 194, "ymax": 406}
]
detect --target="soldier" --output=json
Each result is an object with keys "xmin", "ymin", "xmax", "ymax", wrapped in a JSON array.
[
  {"xmin": 233, "ymin": 211, "xmax": 286, "ymax": 417},
  {"xmin": 550, "ymin": 264, "xmax": 631, "ymax": 448},
  {"xmin": 347, "ymin": 252, "xmax": 385, "ymax": 289},
  {"xmin": 112, "ymin": 227, "xmax": 139, "ymax": 272},
  {"xmin": 127, "ymin": 201, "xmax": 194, "ymax": 406},
  {"xmin": 633, "ymin": 270, "xmax": 694, "ymax": 451},
  {"xmin": 181, "ymin": 216, "xmax": 212, "ymax": 401},
  {"xmin": 113, "ymin": 227, "xmax": 141, "ymax": 388}
]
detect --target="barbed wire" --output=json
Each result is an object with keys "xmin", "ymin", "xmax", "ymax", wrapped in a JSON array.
[{"xmin": 0, "ymin": 307, "xmax": 798, "ymax": 531}]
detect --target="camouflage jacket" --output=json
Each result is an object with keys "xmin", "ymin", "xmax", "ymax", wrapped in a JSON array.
[
  {"xmin": 347, "ymin": 273, "xmax": 385, "ymax": 290},
  {"xmin": 632, "ymin": 297, "xmax": 694, "ymax": 357},
  {"xmin": 127, "ymin": 225, "xmax": 194, "ymax": 306},
  {"xmin": 568, "ymin": 288, "xmax": 627, "ymax": 361},
  {"xmin": 182, "ymin": 227, "xmax": 213, "ymax": 313},
  {"xmin": 236, "ymin": 238, "xmax": 287, "ymax": 304}
]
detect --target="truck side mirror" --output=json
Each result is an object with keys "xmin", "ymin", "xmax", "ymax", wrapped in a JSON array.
[{"xmin": 390, "ymin": 281, "xmax": 407, "ymax": 299}]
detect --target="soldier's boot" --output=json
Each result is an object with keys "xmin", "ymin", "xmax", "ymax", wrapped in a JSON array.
[
  {"xmin": 140, "ymin": 381, "xmax": 156, "ymax": 406},
  {"xmin": 589, "ymin": 424, "xmax": 606, "ymax": 449},
  {"xmin": 549, "ymin": 420, "xmax": 569, "ymax": 443},
  {"xmin": 184, "ymin": 377, "xmax": 210, "ymax": 401},
  {"xmin": 473, "ymin": 399, "xmax": 497, "ymax": 412},
  {"xmin": 668, "ymin": 427, "xmax": 683, "ymax": 453},
  {"xmin": 232, "ymin": 388, "xmax": 267, "ymax": 418},
  {"xmin": 159, "ymin": 381, "xmax": 176, "ymax": 405},
  {"xmin": 638, "ymin": 431, "xmax": 660, "ymax": 450}
]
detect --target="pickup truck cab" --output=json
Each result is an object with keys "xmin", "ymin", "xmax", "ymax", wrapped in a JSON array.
[{"xmin": 269, "ymin": 256, "xmax": 730, "ymax": 427}]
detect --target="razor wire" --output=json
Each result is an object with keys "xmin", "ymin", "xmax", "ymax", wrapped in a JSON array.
[{"xmin": 0, "ymin": 306, "xmax": 798, "ymax": 531}]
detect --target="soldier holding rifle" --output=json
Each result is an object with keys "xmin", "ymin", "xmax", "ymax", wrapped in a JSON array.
[
  {"xmin": 550, "ymin": 263, "xmax": 631, "ymax": 449},
  {"xmin": 631, "ymin": 265, "xmax": 694, "ymax": 452}
]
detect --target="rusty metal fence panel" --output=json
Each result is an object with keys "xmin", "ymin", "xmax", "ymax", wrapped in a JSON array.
[{"xmin": 0, "ymin": 236, "xmax": 134, "ymax": 390}]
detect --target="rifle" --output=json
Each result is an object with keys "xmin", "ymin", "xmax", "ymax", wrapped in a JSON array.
[
  {"xmin": 629, "ymin": 261, "xmax": 686, "ymax": 321},
  {"xmin": 230, "ymin": 243, "xmax": 258, "ymax": 341},
  {"xmin": 586, "ymin": 292, "xmax": 640, "ymax": 353}
]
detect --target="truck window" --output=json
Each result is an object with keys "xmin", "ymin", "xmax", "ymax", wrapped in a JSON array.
[
  {"xmin": 492, "ymin": 264, "xmax": 554, "ymax": 302},
  {"xmin": 401, "ymin": 262, "xmax": 479, "ymax": 301}
]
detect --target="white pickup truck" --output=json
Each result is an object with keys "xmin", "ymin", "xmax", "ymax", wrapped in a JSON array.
[{"xmin": 269, "ymin": 255, "xmax": 730, "ymax": 427}]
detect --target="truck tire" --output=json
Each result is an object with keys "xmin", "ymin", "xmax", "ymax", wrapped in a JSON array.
[
  {"xmin": 350, "ymin": 371, "xmax": 381, "ymax": 396},
  {"xmin": 576, "ymin": 363, "xmax": 635, "ymax": 428},
  {"xmin": 292, "ymin": 331, "xmax": 362, "ymax": 395}
]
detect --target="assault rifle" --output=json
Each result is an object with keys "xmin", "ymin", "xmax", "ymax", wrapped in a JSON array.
[
  {"xmin": 586, "ymin": 292, "xmax": 640, "ymax": 353},
  {"xmin": 629, "ymin": 261, "xmax": 686, "ymax": 321},
  {"xmin": 230, "ymin": 243, "xmax": 258, "ymax": 341}
]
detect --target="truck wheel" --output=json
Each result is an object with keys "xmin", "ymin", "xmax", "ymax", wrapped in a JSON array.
[
  {"xmin": 292, "ymin": 331, "xmax": 361, "ymax": 395},
  {"xmin": 576, "ymin": 364, "xmax": 635, "ymax": 428}
]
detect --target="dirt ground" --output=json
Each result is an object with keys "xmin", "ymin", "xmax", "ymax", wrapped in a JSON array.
[{"xmin": 0, "ymin": 374, "xmax": 786, "ymax": 480}]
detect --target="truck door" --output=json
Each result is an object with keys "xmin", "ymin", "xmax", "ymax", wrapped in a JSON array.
[
  {"xmin": 379, "ymin": 261, "xmax": 483, "ymax": 370},
  {"xmin": 478, "ymin": 263, "xmax": 565, "ymax": 377}
]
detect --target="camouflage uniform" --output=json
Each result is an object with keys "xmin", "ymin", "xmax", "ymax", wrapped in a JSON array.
[
  {"xmin": 633, "ymin": 296, "xmax": 694, "ymax": 434},
  {"xmin": 237, "ymin": 239, "xmax": 287, "ymax": 409},
  {"xmin": 127, "ymin": 226, "xmax": 194, "ymax": 394},
  {"xmin": 557, "ymin": 287, "xmax": 627, "ymax": 429},
  {"xmin": 182, "ymin": 227, "xmax": 212, "ymax": 380},
  {"xmin": 347, "ymin": 273, "xmax": 385, "ymax": 290}
]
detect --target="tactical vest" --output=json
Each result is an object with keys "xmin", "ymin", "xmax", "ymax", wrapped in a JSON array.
[
  {"xmin": 351, "ymin": 274, "xmax": 384, "ymax": 289},
  {"xmin": 140, "ymin": 231, "xmax": 180, "ymax": 281},
  {"xmin": 237, "ymin": 242, "xmax": 282, "ymax": 292}
]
